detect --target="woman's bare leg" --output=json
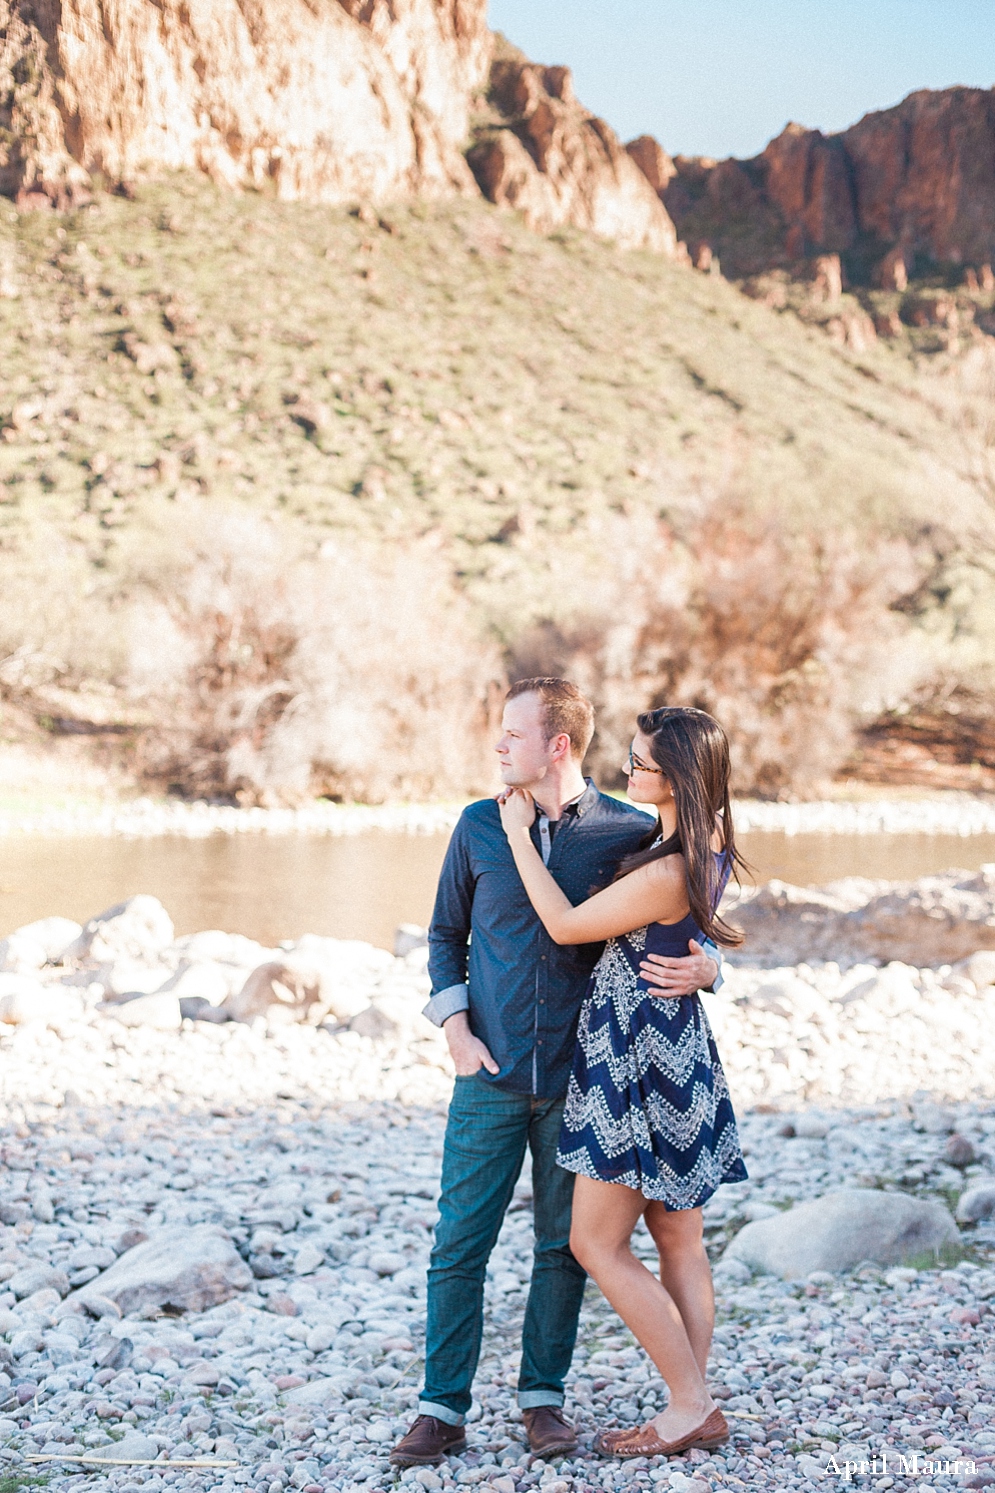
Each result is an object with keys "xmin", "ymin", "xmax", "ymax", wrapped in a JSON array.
[
  {"xmin": 570, "ymin": 1175, "xmax": 716, "ymax": 1440},
  {"xmin": 644, "ymin": 1201, "xmax": 715, "ymax": 1379}
]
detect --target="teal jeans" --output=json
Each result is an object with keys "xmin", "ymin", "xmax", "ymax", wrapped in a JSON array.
[{"xmin": 419, "ymin": 1074, "xmax": 586, "ymax": 1424}]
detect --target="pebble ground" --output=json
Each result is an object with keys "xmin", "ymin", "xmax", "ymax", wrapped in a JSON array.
[{"xmin": 0, "ymin": 1000, "xmax": 992, "ymax": 1493}]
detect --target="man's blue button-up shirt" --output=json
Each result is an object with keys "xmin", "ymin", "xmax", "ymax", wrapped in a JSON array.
[{"xmin": 424, "ymin": 780, "xmax": 661, "ymax": 1099}]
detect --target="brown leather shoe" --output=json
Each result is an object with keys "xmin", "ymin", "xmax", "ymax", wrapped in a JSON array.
[
  {"xmin": 389, "ymin": 1415, "xmax": 467, "ymax": 1467},
  {"xmin": 594, "ymin": 1406, "xmax": 729, "ymax": 1459},
  {"xmin": 522, "ymin": 1405, "xmax": 578, "ymax": 1458}
]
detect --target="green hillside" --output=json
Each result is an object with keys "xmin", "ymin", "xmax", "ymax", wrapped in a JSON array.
[{"xmin": 1, "ymin": 177, "xmax": 993, "ymax": 800}]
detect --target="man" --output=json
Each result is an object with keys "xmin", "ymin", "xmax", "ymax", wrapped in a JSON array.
[{"xmin": 390, "ymin": 679, "xmax": 720, "ymax": 1467}]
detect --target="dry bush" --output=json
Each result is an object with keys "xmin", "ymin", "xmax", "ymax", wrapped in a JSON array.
[
  {"xmin": 508, "ymin": 498, "xmax": 928, "ymax": 797},
  {"xmin": 0, "ymin": 496, "xmax": 936, "ymax": 805},
  {"xmin": 124, "ymin": 510, "xmax": 502, "ymax": 803},
  {"xmin": 0, "ymin": 522, "xmax": 133, "ymax": 697}
]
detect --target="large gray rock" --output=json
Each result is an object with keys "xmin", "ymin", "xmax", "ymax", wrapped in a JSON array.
[
  {"xmin": 65, "ymin": 896, "xmax": 175, "ymax": 965},
  {"xmin": 723, "ymin": 1188, "xmax": 960, "ymax": 1277},
  {"xmin": 73, "ymin": 1224, "xmax": 252, "ymax": 1315},
  {"xmin": 394, "ymin": 923, "xmax": 428, "ymax": 958},
  {"xmin": 285, "ymin": 1374, "xmax": 355, "ymax": 1407},
  {"xmin": 727, "ymin": 866, "xmax": 995, "ymax": 965},
  {"xmin": 8, "ymin": 1263, "xmax": 69, "ymax": 1298},
  {"xmin": 86, "ymin": 1431, "xmax": 158, "ymax": 1464},
  {"xmin": 956, "ymin": 1182, "xmax": 995, "ymax": 1224},
  {"xmin": 349, "ymin": 988, "xmax": 426, "ymax": 1042}
]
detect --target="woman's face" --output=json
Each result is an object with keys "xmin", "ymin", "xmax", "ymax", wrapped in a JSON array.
[{"xmin": 623, "ymin": 729, "xmax": 674, "ymax": 806}]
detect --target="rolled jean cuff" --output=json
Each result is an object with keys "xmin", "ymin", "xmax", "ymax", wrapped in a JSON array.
[
  {"xmin": 418, "ymin": 1400, "xmax": 465, "ymax": 1427},
  {"xmin": 518, "ymin": 1390, "xmax": 565, "ymax": 1410}
]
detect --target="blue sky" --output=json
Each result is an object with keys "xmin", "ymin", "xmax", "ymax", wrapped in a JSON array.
[{"xmin": 486, "ymin": 0, "xmax": 995, "ymax": 160}]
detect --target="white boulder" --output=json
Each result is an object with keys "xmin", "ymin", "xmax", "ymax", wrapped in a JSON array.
[
  {"xmin": 0, "ymin": 974, "xmax": 74, "ymax": 1026},
  {"xmin": 160, "ymin": 960, "xmax": 234, "ymax": 1006},
  {"xmin": 0, "ymin": 932, "xmax": 48, "ymax": 973},
  {"xmin": 73, "ymin": 1224, "xmax": 252, "ymax": 1315},
  {"xmin": 100, "ymin": 993, "xmax": 182, "ymax": 1030},
  {"xmin": 170, "ymin": 930, "xmax": 275, "ymax": 967},
  {"xmin": 98, "ymin": 960, "xmax": 175, "ymax": 1000},
  {"xmin": 723, "ymin": 1188, "xmax": 960, "ymax": 1277},
  {"xmin": 65, "ymin": 896, "xmax": 175, "ymax": 965},
  {"xmin": 727, "ymin": 865, "xmax": 995, "ymax": 964},
  {"xmin": 283, "ymin": 935, "xmax": 394, "ymax": 1021},
  {"xmin": 963, "ymin": 949, "xmax": 995, "ymax": 989},
  {"xmin": 0, "ymin": 917, "xmax": 82, "ymax": 971}
]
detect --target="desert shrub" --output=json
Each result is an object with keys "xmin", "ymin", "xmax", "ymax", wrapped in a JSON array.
[
  {"xmin": 123, "ymin": 509, "xmax": 502, "ymax": 803},
  {"xmin": 0, "ymin": 495, "xmax": 933, "ymax": 803},
  {"xmin": 0, "ymin": 521, "xmax": 133, "ymax": 696},
  {"xmin": 507, "ymin": 497, "xmax": 928, "ymax": 797}
]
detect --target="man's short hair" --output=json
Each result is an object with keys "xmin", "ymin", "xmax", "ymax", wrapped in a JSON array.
[{"xmin": 506, "ymin": 677, "xmax": 595, "ymax": 761}]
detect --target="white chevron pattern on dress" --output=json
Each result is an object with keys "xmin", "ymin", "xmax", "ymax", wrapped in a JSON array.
[{"xmin": 557, "ymin": 927, "xmax": 746, "ymax": 1207}]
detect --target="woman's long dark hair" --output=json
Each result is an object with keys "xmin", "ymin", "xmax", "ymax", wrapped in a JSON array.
[{"xmin": 615, "ymin": 706, "xmax": 746, "ymax": 947}]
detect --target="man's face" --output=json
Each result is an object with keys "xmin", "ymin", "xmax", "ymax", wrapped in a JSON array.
[{"xmin": 495, "ymin": 693, "xmax": 559, "ymax": 788}]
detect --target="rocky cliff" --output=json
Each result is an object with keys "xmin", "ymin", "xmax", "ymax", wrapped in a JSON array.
[
  {"xmin": 467, "ymin": 43, "xmax": 676, "ymax": 253},
  {"xmin": 1, "ymin": 0, "xmax": 491, "ymax": 207},
  {"xmin": 630, "ymin": 86, "xmax": 995, "ymax": 283},
  {"xmin": 1, "ymin": 1, "xmax": 677, "ymax": 254}
]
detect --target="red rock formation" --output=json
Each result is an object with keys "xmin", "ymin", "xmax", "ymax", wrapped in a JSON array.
[
  {"xmin": 628, "ymin": 87, "xmax": 995, "ymax": 283},
  {"xmin": 844, "ymin": 88, "xmax": 995, "ymax": 269},
  {"xmin": 1, "ymin": 2, "xmax": 679, "ymax": 256},
  {"xmin": 468, "ymin": 49, "xmax": 677, "ymax": 253},
  {"xmin": 625, "ymin": 135, "xmax": 675, "ymax": 195},
  {"xmin": 0, "ymin": 0, "xmax": 491, "ymax": 206}
]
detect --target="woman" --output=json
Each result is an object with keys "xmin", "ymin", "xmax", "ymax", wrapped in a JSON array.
[{"xmin": 498, "ymin": 706, "xmax": 747, "ymax": 1459}]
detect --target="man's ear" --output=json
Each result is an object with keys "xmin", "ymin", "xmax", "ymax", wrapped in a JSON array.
[{"xmin": 549, "ymin": 732, "xmax": 572, "ymax": 763}]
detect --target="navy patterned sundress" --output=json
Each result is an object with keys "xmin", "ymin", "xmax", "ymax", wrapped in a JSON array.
[{"xmin": 557, "ymin": 847, "xmax": 747, "ymax": 1208}]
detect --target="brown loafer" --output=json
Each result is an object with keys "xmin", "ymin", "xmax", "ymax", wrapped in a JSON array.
[
  {"xmin": 592, "ymin": 1424, "xmax": 638, "ymax": 1455},
  {"xmin": 595, "ymin": 1407, "xmax": 729, "ymax": 1459},
  {"xmin": 522, "ymin": 1405, "xmax": 578, "ymax": 1458},
  {"xmin": 389, "ymin": 1414, "xmax": 467, "ymax": 1467}
]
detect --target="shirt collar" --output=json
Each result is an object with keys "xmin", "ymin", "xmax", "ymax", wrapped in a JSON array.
[
  {"xmin": 574, "ymin": 778, "xmax": 599, "ymax": 818},
  {"xmin": 536, "ymin": 779, "xmax": 597, "ymax": 821}
]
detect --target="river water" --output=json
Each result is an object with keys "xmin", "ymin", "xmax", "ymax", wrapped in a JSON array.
[{"xmin": 2, "ymin": 827, "xmax": 995, "ymax": 951}]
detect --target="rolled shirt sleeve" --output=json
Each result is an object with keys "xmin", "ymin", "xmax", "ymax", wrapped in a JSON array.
[
  {"xmin": 425, "ymin": 816, "xmax": 475, "ymax": 1025},
  {"xmin": 703, "ymin": 939, "xmax": 724, "ymax": 993},
  {"xmin": 422, "ymin": 982, "xmax": 469, "ymax": 1027}
]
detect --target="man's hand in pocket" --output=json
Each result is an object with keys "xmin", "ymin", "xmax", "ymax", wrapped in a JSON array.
[{"xmin": 443, "ymin": 1010, "xmax": 500, "ymax": 1076}]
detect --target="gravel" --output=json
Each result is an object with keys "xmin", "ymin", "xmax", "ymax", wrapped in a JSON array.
[{"xmin": 0, "ymin": 911, "xmax": 991, "ymax": 1493}]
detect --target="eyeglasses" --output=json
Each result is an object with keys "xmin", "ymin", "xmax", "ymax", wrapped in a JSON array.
[{"xmin": 627, "ymin": 747, "xmax": 664, "ymax": 776}]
